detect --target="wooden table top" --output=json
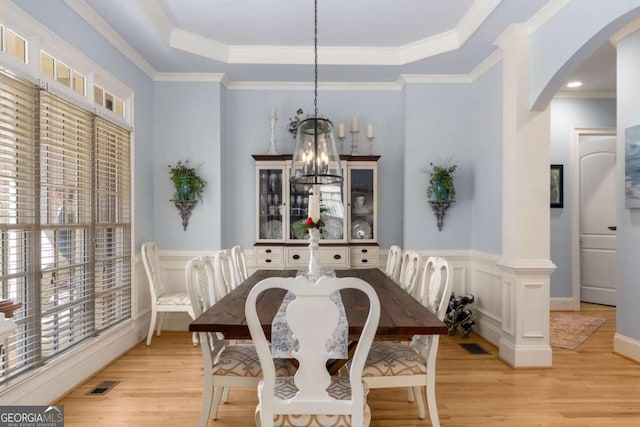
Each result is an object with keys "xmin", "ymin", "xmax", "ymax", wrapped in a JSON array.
[{"xmin": 189, "ymin": 268, "xmax": 448, "ymax": 340}]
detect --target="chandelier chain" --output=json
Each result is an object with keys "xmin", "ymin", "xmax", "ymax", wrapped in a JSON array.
[{"xmin": 314, "ymin": 0, "xmax": 318, "ymax": 119}]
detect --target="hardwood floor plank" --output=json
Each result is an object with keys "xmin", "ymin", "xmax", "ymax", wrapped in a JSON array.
[{"xmin": 56, "ymin": 304, "xmax": 640, "ymax": 426}]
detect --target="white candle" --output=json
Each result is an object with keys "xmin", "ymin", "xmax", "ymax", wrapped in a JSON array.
[
  {"xmin": 351, "ymin": 116, "xmax": 359, "ymax": 132},
  {"xmin": 270, "ymin": 107, "xmax": 277, "ymax": 120},
  {"xmin": 338, "ymin": 123, "xmax": 345, "ymax": 138},
  {"xmin": 367, "ymin": 124, "xmax": 374, "ymax": 139},
  {"xmin": 310, "ymin": 187, "xmax": 321, "ymax": 222}
]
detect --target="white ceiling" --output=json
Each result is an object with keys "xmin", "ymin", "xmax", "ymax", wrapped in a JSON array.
[{"xmin": 69, "ymin": 0, "xmax": 615, "ymax": 91}]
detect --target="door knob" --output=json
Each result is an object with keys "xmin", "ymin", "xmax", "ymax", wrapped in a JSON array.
[{"xmin": 608, "ymin": 226, "xmax": 617, "ymax": 231}]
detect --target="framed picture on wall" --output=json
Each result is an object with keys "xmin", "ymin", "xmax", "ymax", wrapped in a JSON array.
[
  {"xmin": 550, "ymin": 164, "xmax": 563, "ymax": 208},
  {"xmin": 625, "ymin": 124, "xmax": 640, "ymax": 208}
]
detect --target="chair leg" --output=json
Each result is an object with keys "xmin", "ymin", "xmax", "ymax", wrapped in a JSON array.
[
  {"xmin": 413, "ymin": 386, "xmax": 426, "ymax": 419},
  {"xmin": 146, "ymin": 308, "xmax": 157, "ymax": 346},
  {"xmin": 407, "ymin": 386, "xmax": 415, "ymax": 402},
  {"xmin": 199, "ymin": 377, "xmax": 214, "ymax": 427},
  {"xmin": 221, "ymin": 386, "xmax": 230, "ymax": 403},
  {"xmin": 156, "ymin": 312, "xmax": 166, "ymax": 336},
  {"xmin": 210, "ymin": 385, "xmax": 224, "ymax": 420},
  {"xmin": 192, "ymin": 332, "xmax": 199, "ymax": 346},
  {"xmin": 426, "ymin": 384, "xmax": 440, "ymax": 427}
]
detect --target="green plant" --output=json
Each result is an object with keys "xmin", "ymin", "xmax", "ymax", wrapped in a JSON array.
[
  {"xmin": 426, "ymin": 161, "xmax": 458, "ymax": 202},
  {"xmin": 168, "ymin": 160, "xmax": 207, "ymax": 202}
]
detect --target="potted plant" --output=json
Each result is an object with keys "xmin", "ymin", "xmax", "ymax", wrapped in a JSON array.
[
  {"xmin": 425, "ymin": 161, "xmax": 458, "ymax": 231},
  {"xmin": 168, "ymin": 160, "xmax": 207, "ymax": 230},
  {"xmin": 426, "ymin": 162, "xmax": 457, "ymax": 202},
  {"xmin": 168, "ymin": 160, "xmax": 207, "ymax": 202}
]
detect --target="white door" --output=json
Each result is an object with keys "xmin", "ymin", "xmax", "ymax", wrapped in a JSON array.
[{"xmin": 579, "ymin": 135, "xmax": 617, "ymax": 306}]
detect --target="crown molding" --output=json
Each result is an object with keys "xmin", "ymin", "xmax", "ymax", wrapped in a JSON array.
[
  {"xmin": 63, "ymin": 0, "xmax": 157, "ymax": 79},
  {"xmin": 554, "ymin": 90, "xmax": 616, "ymax": 99},
  {"xmin": 154, "ymin": 73, "xmax": 227, "ymax": 83},
  {"xmin": 399, "ymin": 74, "xmax": 473, "ymax": 84},
  {"xmin": 610, "ymin": 16, "xmax": 640, "ymax": 46},
  {"xmin": 525, "ymin": 0, "xmax": 572, "ymax": 34},
  {"xmin": 227, "ymin": 81, "xmax": 402, "ymax": 91},
  {"xmin": 469, "ymin": 48, "xmax": 502, "ymax": 80}
]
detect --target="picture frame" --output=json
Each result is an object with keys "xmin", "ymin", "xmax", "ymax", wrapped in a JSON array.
[
  {"xmin": 550, "ymin": 164, "xmax": 563, "ymax": 208},
  {"xmin": 625, "ymin": 124, "xmax": 640, "ymax": 208}
]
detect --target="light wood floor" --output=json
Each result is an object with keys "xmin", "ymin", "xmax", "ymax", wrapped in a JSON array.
[{"xmin": 56, "ymin": 303, "xmax": 640, "ymax": 426}]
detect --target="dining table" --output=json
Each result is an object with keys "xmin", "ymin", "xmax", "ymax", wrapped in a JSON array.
[{"xmin": 189, "ymin": 268, "xmax": 448, "ymax": 342}]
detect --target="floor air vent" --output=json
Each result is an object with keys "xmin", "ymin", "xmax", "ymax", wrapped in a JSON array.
[
  {"xmin": 459, "ymin": 343, "xmax": 490, "ymax": 355},
  {"xmin": 87, "ymin": 380, "xmax": 119, "ymax": 395}
]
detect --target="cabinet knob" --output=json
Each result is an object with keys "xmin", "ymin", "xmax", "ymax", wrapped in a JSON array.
[
  {"xmin": 333, "ymin": 254, "xmax": 341, "ymax": 260},
  {"xmin": 266, "ymin": 249, "xmax": 272, "ymax": 254},
  {"xmin": 361, "ymin": 248, "xmax": 368, "ymax": 253},
  {"xmin": 362, "ymin": 259, "xmax": 368, "ymax": 263},
  {"xmin": 265, "ymin": 259, "xmax": 272, "ymax": 263},
  {"xmin": 292, "ymin": 254, "xmax": 300, "ymax": 260}
]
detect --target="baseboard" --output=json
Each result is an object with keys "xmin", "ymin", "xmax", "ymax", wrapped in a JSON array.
[
  {"xmin": 550, "ymin": 297, "xmax": 578, "ymax": 311},
  {"xmin": 498, "ymin": 338, "xmax": 553, "ymax": 367},
  {"xmin": 0, "ymin": 316, "xmax": 148, "ymax": 404},
  {"xmin": 613, "ymin": 333, "xmax": 640, "ymax": 363}
]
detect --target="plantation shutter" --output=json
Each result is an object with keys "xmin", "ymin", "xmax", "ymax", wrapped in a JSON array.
[
  {"xmin": 39, "ymin": 91, "xmax": 94, "ymax": 359},
  {"xmin": 94, "ymin": 117, "xmax": 131, "ymax": 331},
  {"xmin": 0, "ymin": 71, "xmax": 39, "ymax": 379}
]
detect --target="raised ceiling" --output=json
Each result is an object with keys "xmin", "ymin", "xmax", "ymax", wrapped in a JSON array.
[{"xmin": 65, "ymin": 0, "xmax": 614, "ymax": 91}]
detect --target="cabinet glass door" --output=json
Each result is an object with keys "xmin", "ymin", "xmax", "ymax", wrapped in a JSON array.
[
  {"xmin": 288, "ymin": 182, "xmax": 310, "ymax": 241},
  {"xmin": 319, "ymin": 182, "xmax": 345, "ymax": 242},
  {"xmin": 349, "ymin": 168, "xmax": 375, "ymax": 242},
  {"xmin": 257, "ymin": 168, "xmax": 284, "ymax": 241}
]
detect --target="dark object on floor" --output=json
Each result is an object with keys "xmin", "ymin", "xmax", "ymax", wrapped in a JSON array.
[
  {"xmin": 445, "ymin": 293, "xmax": 475, "ymax": 337},
  {"xmin": 459, "ymin": 342, "xmax": 490, "ymax": 355},
  {"xmin": 86, "ymin": 380, "xmax": 120, "ymax": 395}
]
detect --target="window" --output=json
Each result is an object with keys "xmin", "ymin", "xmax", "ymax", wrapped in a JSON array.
[
  {"xmin": 94, "ymin": 84, "xmax": 125, "ymax": 118},
  {"xmin": 5, "ymin": 29, "xmax": 26, "ymax": 63},
  {"xmin": 0, "ymin": 71, "xmax": 131, "ymax": 384},
  {"xmin": 39, "ymin": 51, "xmax": 86, "ymax": 96}
]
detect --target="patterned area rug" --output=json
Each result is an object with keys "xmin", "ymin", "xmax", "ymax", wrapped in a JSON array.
[{"xmin": 550, "ymin": 312, "xmax": 607, "ymax": 350}]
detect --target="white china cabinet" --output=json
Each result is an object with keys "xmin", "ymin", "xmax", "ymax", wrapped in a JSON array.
[{"xmin": 253, "ymin": 154, "xmax": 379, "ymax": 269}]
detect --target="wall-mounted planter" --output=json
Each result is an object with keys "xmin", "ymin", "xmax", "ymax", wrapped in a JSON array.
[
  {"xmin": 172, "ymin": 199, "xmax": 198, "ymax": 231},
  {"xmin": 429, "ymin": 200, "xmax": 452, "ymax": 231}
]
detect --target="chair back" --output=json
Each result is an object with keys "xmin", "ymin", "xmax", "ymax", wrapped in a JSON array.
[
  {"xmin": 201, "ymin": 255, "xmax": 225, "ymax": 304},
  {"xmin": 231, "ymin": 245, "xmax": 248, "ymax": 284},
  {"xmin": 214, "ymin": 249, "xmax": 238, "ymax": 294},
  {"xmin": 141, "ymin": 241, "xmax": 164, "ymax": 300},
  {"xmin": 186, "ymin": 257, "xmax": 225, "ymax": 368},
  {"xmin": 398, "ymin": 250, "xmax": 421, "ymax": 296},
  {"xmin": 417, "ymin": 257, "xmax": 452, "ymax": 321},
  {"xmin": 412, "ymin": 257, "xmax": 453, "ymax": 363},
  {"xmin": 245, "ymin": 275, "xmax": 380, "ymax": 426},
  {"xmin": 385, "ymin": 245, "xmax": 402, "ymax": 282}
]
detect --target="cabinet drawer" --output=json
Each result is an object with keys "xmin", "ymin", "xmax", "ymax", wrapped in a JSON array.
[
  {"xmin": 285, "ymin": 247, "xmax": 309, "ymax": 265},
  {"xmin": 320, "ymin": 247, "xmax": 349, "ymax": 267},
  {"xmin": 255, "ymin": 255, "xmax": 284, "ymax": 268},
  {"xmin": 349, "ymin": 246, "xmax": 379, "ymax": 258},
  {"xmin": 255, "ymin": 246, "xmax": 284, "ymax": 257}
]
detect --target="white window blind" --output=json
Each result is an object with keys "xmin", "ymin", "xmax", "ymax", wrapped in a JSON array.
[
  {"xmin": 0, "ymin": 71, "xmax": 39, "ymax": 380},
  {"xmin": 94, "ymin": 117, "xmax": 130, "ymax": 331},
  {"xmin": 0, "ymin": 71, "xmax": 132, "ymax": 384}
]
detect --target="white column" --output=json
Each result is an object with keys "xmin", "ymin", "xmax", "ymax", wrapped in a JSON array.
[{"xmin": 495, "ymin": 25, "xmax": 555, "ymax": 367}]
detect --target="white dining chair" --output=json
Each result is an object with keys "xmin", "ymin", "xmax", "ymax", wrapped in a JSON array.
[
  {"xmin": 231, "ymin": 245, "xmax": 248, "ymax": 284},
  {"xmin": 357, "ymin": 256, "xmax": 453, "ymax": 426},
  {"xmin": 246, "ymin": 275, "xmax": 381, "ymax": 427},
  {"xmin": 398, "ymin": 250, "xmax": 421, "ymax": 297},
  {"xmin": 384, "ymin": 245, "xmax": 402, "ymax": 282},
  {"xmin": 141, "ymin": 241, "xmax": 197, "ymax": 346},
  {"xmin": 186, "ymin": 257, "xmax": 292, "ymax": 426},
  {"xmin": 214, "ymin": 249, "xmax": 238, "ymax": 294}
]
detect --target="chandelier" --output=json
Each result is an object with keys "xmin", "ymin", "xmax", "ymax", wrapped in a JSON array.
[{"xmin": 290, "ymin": 0, "xmax": 343, "ymax": 186}]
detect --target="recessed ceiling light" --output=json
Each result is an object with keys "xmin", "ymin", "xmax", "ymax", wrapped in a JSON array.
[{"xmin": 566, "ymin": 81, "xmax": 583, "ymax": 88}]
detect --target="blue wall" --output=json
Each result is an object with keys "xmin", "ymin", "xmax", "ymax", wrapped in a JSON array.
[
  {"xmin": 403, "ymin": 83, "xmax": 473, "ymax": 249},
  {"xmin": 153, "ymin": 82, "xmax": 223, "ymax": 249},
  {"xmin": 469, "ymin": 64, "xmax": 503, "ymax": 254},
  {"xmin": 616, "ymin": 31, "xmax": 640, "ymax": 341},
  {"xmin": 549, "ymin": 98, "xmax": 616, "ymax": 298},
  {"xmin": 223, "ymin": 89, "xmax": 404, "ymax": 249}
]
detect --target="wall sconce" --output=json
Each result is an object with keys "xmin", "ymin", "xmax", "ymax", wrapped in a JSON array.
[
  {"xmin": 172, "ymin": 199, "xmax": 198, "ymax": 231},
  {"xmin": 429, "ymin": 200, "xmax": 452, "ymax": 231}
]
